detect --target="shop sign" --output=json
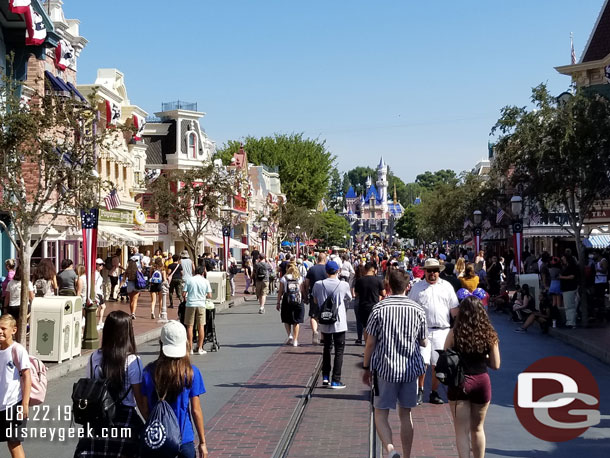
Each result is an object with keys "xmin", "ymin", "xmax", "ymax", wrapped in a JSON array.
[
  {"xmin": 584, "ymin": 200, "xmax": 610, "ymax": 225},
  {"xmin": 99, "ymin": 208, "xmax": 132, "ymax": 224},
  {"xmin": 137, "ymin": 222, "xmax": 168, "ymax": 235}
]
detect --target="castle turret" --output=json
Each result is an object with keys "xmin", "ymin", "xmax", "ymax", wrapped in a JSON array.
[{"xmin": 377, "ymin": 156, "xmax": 388, "ymax": 211}]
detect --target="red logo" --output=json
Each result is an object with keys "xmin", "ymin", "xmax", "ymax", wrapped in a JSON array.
[{"xmin": 513, "ymin": 356, "xmax": 600, "ymax": 442}]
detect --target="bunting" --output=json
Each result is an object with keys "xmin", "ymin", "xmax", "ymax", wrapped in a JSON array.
[
  {"xmin": 81, "ymin": 208, "xmax": 99, "ymax": 306},
  {"xmin": 9, "ymin": 0, "xmax": 31, "ymax": 14},
  {"xmin": 133, "ymin": 114, "xmax": 146, "ymax": 141},
  {"xmin": 55, "ymin": 38, "xmax": 75, "ymax": 71},
  {"xmin": 105, "ymin": 100, "xmax": 121, "ymax": 127},
  {"xmin": 222, "ymin": 226, "xmax": 231, "ymax": 271},
  {"xmin": 24, "ymin": 6, "xmax": 46, "ymax": 46}
]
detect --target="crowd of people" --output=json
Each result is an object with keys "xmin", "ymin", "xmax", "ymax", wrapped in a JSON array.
[{"xmin": 1, "ymin": 239, "xmax": 608, "ymax": 458}]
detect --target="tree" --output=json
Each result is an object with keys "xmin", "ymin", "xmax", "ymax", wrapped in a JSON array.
[
  {"xmin": 346, "ymin": 166, "xmax": 376, "ymax": 196},
  {"xmin": 0, "ymin": 74, "xmax": 107, "ymax": 342},
  {"xmin": 148, "ymin": 164, "xmax": 244, "ymax": 260},
  {"xmin": 395, "ymin": 206, "xmax": 418, "ymax": 240},
  {"xmin": 313, "ymin": 211, "xmax": 352, "ymax": 248},
  {"xmin": 492, "ymin": 83, "xmax": 610, "ymax": 324},
  {"xmin": 216, "ymin": 134, "xmax": 334, "ymax": 208},
  {"xmin": 327, "ymin": 167, "xmax": 343, "ymax": 212},
  {"xmin": 415, "ymin": 169, "xmax": 458, "ymax": 190}
]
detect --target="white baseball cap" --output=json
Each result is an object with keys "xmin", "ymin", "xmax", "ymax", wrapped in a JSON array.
[
  {"xmin": 160, "ymin": 321, "xmax": 187, "ymax": 358},
  {"xmin": 95, "ymin": 258, "xmax": 104, "ymax": 265}
]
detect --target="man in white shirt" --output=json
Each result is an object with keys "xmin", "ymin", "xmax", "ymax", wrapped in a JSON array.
[{"xmin": 408, "ymin": 258, "xmax": 459, "ymax": 405}]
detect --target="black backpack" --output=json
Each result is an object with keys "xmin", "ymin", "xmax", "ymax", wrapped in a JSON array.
[
  {"xmin": 282, "ymin": 279, "xmax": 301, "ymax": 307},
  {"xmin": 434, "ymin": 349, "xmax": 464, "ymax": 388},
  {"xmin": 256, "ymin": 263, "xmax": 268, "ymax": 280},
  {"xmin": 72, "ymin": 354, "xmax": 131, "ymax": 429},
  {"xmin": 318, "ymin": 281, "xmax": 341, "ymax": 325}
]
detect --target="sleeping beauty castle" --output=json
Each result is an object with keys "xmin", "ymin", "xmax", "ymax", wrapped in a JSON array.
[{"xmin": 342, "ymin": 157, "xmax": 404, "ymax": 244}]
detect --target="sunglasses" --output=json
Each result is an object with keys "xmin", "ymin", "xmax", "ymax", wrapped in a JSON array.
[{"xmin": 426, "ymin": 269, "xmax": 440, "ymax": 274}]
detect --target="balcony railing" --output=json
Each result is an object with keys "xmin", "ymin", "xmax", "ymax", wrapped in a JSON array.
[{"xmin": 161, "ymin": 100, "xmax": 197, "ymax": 112}]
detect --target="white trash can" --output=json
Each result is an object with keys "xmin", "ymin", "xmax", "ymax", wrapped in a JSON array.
[
  {"xmin": 29, "ymin": 296, "xmax": 77, "ymax": 363},
  {"xmin": 207, "ymin": 272, "xmax": 227, "ymax": 304}
]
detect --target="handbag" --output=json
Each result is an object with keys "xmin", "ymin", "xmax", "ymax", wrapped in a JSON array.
[
  {"xmin": 205, "ymin": 299, "xmax": 215, "ymax": 310},
  {"xmin": 167, "ymin": 264, "xmax": 180, "ymax": 283},
  {"xmin": 434, "ymin": 349, "xmax": 464, "ymax": 388}
]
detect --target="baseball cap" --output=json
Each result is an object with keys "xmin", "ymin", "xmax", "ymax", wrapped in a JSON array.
[
  {"xmin": 439, "ymin": 254, "xmax": 447, "ymax": 261},
  {"xmin": 160, "ymin": 321, "xmax": 187, "ymax": 358},
  {"xmin": 325, "ymin": 260, "xmax": 340, "ymax": 274},
  {"xmin": 95, "ymin": 258, "xmax": 104, "ymax": 265},
  {"xmin": 296, "ymin": 258, "xmax": 303, "ymax": 264}
]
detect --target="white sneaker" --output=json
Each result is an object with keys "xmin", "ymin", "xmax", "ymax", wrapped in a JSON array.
[
  {"xmin": 258, "ymin": 307, "xmax": 265, "ymax": 314},
  {"xmin": 293, "ymin": 340, "xmax": 298, "ymax": 347},
  {"xmin": 96, "ymin": 322, "xmax": 104, "ymax": 330},
  {"xmin": 198, "ymin": 347, "xmax": 207, "ymax": 355},
  {"xmin": 289, "ymin": 334, "xmax": 293, "ymax": 341},
  {"xmin": 313, "ymin": 331, "xmax": 320, "ymax": 345},
  {"xmin": 190, "ymin": 348, "xmax": 194, "ymax": 355}
]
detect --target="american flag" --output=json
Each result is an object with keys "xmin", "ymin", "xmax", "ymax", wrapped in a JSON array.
[
  {"xmin": 81, "ymin": 208, "xmax": 99, "ymax": 306},
  {"xmin": 571, "ymin": 33, "xmax": 576, "ymax": 65},
  {"xmin": 104, "ymin": 189, "xmax": 121, "ymax": 211},
  {"xmin": 496, "ymin": 208, "xmax": 506, "ymax": 224},
  {"xmin": 463, "ymin": 219, "xmax": 472, "ymax": 229}
]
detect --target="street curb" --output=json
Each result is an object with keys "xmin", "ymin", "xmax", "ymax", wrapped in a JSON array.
[
  {"xmin": 46, "ymin": 298, "xmax": 246, "ymax": 382},
  {"xmin": 549, "ymin": 327, "xmax": 610, "ymax": 365}
]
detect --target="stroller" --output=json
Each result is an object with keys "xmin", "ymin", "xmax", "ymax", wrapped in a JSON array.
[
  {"xmin": 203, "ymin": 306, "xmax": 220, "ymax": 352},
  {"xmin": 178, "ymin": 301, "xmax": 220, "ymax": 352}
]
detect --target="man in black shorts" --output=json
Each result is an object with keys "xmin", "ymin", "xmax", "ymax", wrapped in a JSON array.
[{"xmin": 353, "ymin": 262, "xmax": 386, "ymax": 339}]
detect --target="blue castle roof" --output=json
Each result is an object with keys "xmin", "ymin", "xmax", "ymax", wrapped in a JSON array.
[
  {"xmin": 364, "ymin": 184, "xmax": 383, "ymax": 204},
  {"xmin": 345, "ymin": 185, "xmax": 357, "ymax": 199}
]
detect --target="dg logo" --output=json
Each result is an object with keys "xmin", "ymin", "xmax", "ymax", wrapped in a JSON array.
[
  {"xmin": 514, "ymin": 356, "xmax": 600, "ymax": 442},
  {"xmin": 144, "ymin": 419, "xmax": 167, "ymax": 449}
]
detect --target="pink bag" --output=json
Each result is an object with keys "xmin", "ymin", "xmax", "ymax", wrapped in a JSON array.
[{"xmin": 12, "ymin": 344, "xmax": 48, "ymax": 406}]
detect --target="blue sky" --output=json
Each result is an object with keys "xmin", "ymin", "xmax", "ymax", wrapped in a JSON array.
[{"xmin": 66, "ymin": 0, "xmax": 604, "ymax": 182}]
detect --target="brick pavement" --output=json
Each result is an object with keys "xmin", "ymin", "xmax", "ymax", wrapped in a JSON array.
[{"xmin": 204, "ymin": 329, "xmax": 321, "ymax": 457}]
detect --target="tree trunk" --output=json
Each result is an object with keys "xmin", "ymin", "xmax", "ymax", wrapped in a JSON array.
[
  {"xmin": 574, "ymin": 230, "xmax": 589, "ymax": 327},
  {"xmin": 17, "ymin": 242, "xmax": 32, "ymax": 344}
]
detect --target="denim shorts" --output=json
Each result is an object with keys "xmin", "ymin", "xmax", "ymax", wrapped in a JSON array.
[{"xmin": 374, "ymin": 377, "xmax": 418, "ymax": 410}]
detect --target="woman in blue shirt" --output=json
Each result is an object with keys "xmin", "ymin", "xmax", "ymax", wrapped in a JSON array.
[{"xmin": 141, "ymin": 321, "xmax": 208, "ymax": 458}]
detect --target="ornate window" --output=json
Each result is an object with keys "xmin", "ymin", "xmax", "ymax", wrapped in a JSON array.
[{"xmin": 188, "ymin": 132, "xmax": 197, "ymax": 158}]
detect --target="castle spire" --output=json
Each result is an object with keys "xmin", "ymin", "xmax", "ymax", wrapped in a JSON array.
[{"xmin": 393, "ymin": 183, "xmax": 397, "ymax": 203}]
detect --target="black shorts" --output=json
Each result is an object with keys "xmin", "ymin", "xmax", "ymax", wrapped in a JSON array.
[
  {"xmin": 0, "ymin": 402, "xmax": 27, "ymax": 443},
  {"xmin": 358, "ymin": 305, "xmax": 374, "ymax": 328},
  {"xmin": 150, "ymin": 282, "xmax": 162, "ymax": 293},
  {"xmin": 308, "ymin": 297, "xmax": 319, "ymax": 318}
]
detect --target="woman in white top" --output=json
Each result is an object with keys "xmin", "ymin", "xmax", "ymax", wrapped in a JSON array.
[
  {"xmin": 276, "ymin": 262, "xmax": 305, "ymax": 346},
  {"xmin": 3, "ymin": 265, "xmax": 34, "ymax": 320},
  {"xmin": 339, "ymin": 254, "xmax": 355, "ymax": 283},
  {"xmin": 74, "ymin": 310, "xmax": 146, "ymax": 457}
]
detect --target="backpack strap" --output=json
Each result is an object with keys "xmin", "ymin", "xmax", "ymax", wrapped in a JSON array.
[{"xmin": 11, "ymin": 343, "xmax": 22, "ymax": 376}]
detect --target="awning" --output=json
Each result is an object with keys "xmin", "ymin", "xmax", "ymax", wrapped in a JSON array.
[
  {"xmin": 205, "ymin": 234, "xmax": 248, "ymax": 249},
  {"xmin": 583, "ymin": 234, "xmax": 610, "ymax": 249},
  {"xmin": 98, "ymin": 225, "xmax": 147, "ymax": 246}
]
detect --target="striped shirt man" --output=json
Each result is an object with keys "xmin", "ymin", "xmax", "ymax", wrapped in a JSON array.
[{"xmin": 366, "ymin": 295, "xmax": 427, "ymax": 383}]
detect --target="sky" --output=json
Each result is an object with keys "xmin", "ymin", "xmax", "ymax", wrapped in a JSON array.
[{"xmin": 64, "ymin": 0, "xmax": 605, "ymax": 183}]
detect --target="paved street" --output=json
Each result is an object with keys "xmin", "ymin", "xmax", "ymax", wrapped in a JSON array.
[{"xmin": 21, "ymin": 295, "xmax": 610, "ymax": 457}]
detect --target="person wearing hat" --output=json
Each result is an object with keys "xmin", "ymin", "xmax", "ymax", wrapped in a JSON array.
[
  {"xmin": 408, "ymin": 258, "xmax": 459, "ymax": 405},
  {"xmin": 312, "ymin": 260, "xmax": 352, "ymax": 389},
  {"xmin": 141, "ymin": 321, "xmax": 208, "ymax": 458},
  {"xmin": 180, "ymin": 250, "xmax": 194, "ymax": 282}
]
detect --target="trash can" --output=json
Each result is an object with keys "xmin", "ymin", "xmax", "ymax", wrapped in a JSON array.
[
  {"xmin": 29, "ymin": 296, "xmax": 77, "ymax": 363},
  {"xmin": 207, "ymin": 271, "xmax": 227, "ymax": 303},
  {"xmin": 71, "ymin": 297, "xmax": 83, "ymax": 358}
]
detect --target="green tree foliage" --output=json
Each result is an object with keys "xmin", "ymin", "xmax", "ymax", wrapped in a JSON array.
[
  {"xmin": 395, "ymin": 206, "xmax": 418, "ymax": 240},
  {"xmin": 415, "ymin": 169, "xmax": 459, "ymax": 190},
  {"xmin": 492, "ymin": 83, "xmax": 610, "ymax": 323},
  {"xmin": 148, "ymin": 164, "xmax": 245, "ymax": 260},
  {"xmin": 216, "ymin": 133, "xmax": 334, "ymax": 208},
  {"xmin": 346, "ymin": 166, "xmax": 376, "ymax": 196},
  {"xmin": 313, "ymin": 211, "xmax": 352, "ymax": 247},
  {"xmin": 327, "ymin": 167, "xmax": 344, "ymax": 212},
  {"xmin": 0, "ymin": 75, "xmax": 110, "ymax": 342}
]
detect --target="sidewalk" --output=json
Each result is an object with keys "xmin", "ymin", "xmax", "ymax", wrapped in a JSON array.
[
  {"xmin": 549, "ymin": 324, "xmax": 610, "ymax": 365},
  {"xmin": 44, "ymin": 272, "xmax": 250, "ymax": 381}
]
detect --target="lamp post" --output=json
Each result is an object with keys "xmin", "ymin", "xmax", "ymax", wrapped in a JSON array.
[
  {"xmin": 473, "ymin": 210, "xmax": 482, "ymax": 255},
  {"xmin": 511, "ymin": 196, "xmax": 523, "ymax": 275},
  {"xmin": 295, "ymin": 225, "xmax": 301, "ymax": 258},
  {"xmin": 343, "ymin": 234, "xmax": 347, "ymax": 248},
  {"xmin": 221, "ymin": 207, "xmax": 233, "ymax": 302},
  {"xmin": 260, "ymin": 216, "xmax": 268, "ymax": 257}
]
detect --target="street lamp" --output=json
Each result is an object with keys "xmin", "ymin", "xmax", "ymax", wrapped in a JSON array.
[
  {"xmin": 473, "ymin": 210, "xmax": 482, "ymax": 255},
  {"xmin": 260, "ymin": 216, "xmax": 269, "ymax": 257},
  {"xmin": 511, "ymin": 196, "xmax": 523, "ymax": 275},
  {"xmin": 295, "ymin": 225, "xmax": 301, "ymax": 258}
]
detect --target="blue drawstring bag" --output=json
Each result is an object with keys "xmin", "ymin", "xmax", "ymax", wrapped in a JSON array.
[
  {"xmin": 141, "ymin": 390, "xmax": 181, "ymax": 458},
  {"xmin": 136, "ymin": 269, "xmax": 148, "ymax": 290}
]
